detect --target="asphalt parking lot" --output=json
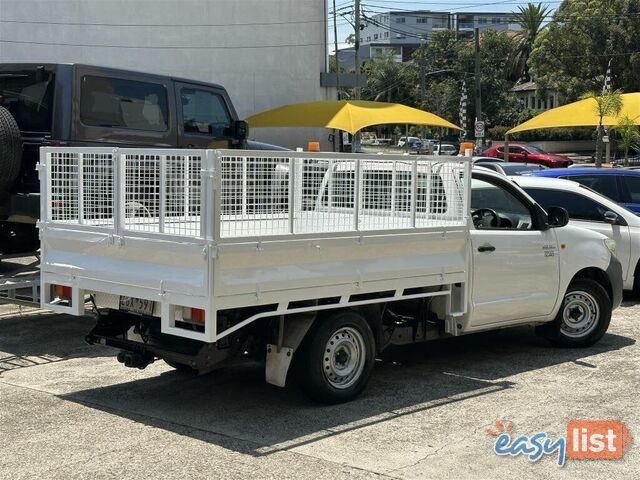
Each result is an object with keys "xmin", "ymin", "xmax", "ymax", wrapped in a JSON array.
[{"xmin": 0, "ymin": 289, "xmax": 637, "ymax": 479}]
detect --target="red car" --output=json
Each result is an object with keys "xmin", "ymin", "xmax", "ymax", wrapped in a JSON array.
[{"xmin": 482, "ymin": 143, "xmax": 573, "ymax": 168}]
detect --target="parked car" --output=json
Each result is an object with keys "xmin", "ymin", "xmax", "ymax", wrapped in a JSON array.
[
  {"xmin": 482, "ymin": 143, "xmax": 573, "ymax": 168},
  {"xmin": 397, "ymin": 136, "xmax": 420, "ymax": 148},
  {"xmin": 475, "ymin": 162, "xmax": 547, "ymax": 176},
  {"xmin": 0, "ymin": 63, "xmax": 249, "ymax": 255},
  {"xmin": 473, "ymin": 156, "xmax": 506, "ymax": 164},
  {"xmin": 515, "ymin": 175, "xmax": 640, "ymax": 295},
  {"xmin": 434, "ymin": 143, "xmax": 457, "ymax": 156},
  {"xmin": 531, "ymin": 168, "xmax": 640, "ymax": 214}
]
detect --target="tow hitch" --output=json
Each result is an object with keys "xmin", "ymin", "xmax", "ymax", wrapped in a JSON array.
[{"xmin": 116, "ymin": 351, "xmax": 154, "ymax": 369}]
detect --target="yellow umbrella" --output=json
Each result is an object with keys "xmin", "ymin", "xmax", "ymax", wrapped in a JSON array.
[
  {"xmin": 508, "ymin": 92, "xmax": 640, "ymax": 135},
  {"xmin": 246, "ymin": 100, "xmax": 461, "ymax": 134}
]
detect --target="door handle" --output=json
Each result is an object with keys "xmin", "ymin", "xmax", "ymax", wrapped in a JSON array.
[{"xmin": 477, "ymin": 244, "xmax": 495, "ymax": 253}]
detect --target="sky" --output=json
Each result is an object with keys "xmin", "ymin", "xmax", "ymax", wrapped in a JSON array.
[{"xmin": 329, "ymin": 0, "xmax": 560, "ymax": 52}]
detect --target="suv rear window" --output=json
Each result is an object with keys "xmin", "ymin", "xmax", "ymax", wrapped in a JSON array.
[
  {"xmin": 0, "ymin": 69, "xmax": 55, "ymax": 132},
  {"xmin": 80, "ymin": 76, "xmax": 168, "ymax": 132}
]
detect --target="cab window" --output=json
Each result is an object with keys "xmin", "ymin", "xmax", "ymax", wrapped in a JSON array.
[
  {"xmin": 471, "ymin": 178, "xmax": 533, "ymax": 229},
  {"xmin": 180, "ymin": 88, "xmax": 231, "ymax": 136}
]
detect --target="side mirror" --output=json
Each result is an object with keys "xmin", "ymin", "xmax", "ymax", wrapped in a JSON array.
[
  {"xmin": 229, "ymin": 120, "xmax": 249, "ymax": 141},
  {"xmin": 604, "ymin": 210, "xmax": 621, "ymax": 225},
  {"xmin": 547, "ymin": 206, "xmax": 569, "ymax": 228}
]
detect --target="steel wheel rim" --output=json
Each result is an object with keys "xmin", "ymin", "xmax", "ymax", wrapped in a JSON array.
[
  {"xmin": 322, "ymin": 326, "xmax": 366, "ymax": 389},
  {"xmin": 561, "ymin": 290, "xmax": 600, "ymax": 338}
]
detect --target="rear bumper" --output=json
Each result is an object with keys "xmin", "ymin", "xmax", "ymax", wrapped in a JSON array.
[{"xmin": 607, "ymin": 256, "xmax": 624, "ymax": 309}]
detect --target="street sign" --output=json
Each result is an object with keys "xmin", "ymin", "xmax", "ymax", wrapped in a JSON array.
[{"xmin": 474, "ymin": 120, "xmax": 485, "ymax": 138}]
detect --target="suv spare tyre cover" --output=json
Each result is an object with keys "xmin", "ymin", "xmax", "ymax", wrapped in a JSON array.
[{"xmin": 0, "ymin": 106, "xmax": 23, "ymax": 193}]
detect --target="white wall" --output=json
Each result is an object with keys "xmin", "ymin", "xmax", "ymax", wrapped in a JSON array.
[{"xmin": 0, "ymin": 0, "xmax": 334, "ymax": 149}]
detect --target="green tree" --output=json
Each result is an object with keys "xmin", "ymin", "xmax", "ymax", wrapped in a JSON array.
[
  {"xmin": 529, "ymin": 0, "xmax": 640, "ymax": 100},
  {"xmin": 616, "ymin": 115, "xmax": 640, "ymax": 166},
  {"xmin": 580, "ymin": 89, "xmax": 623, "ymax": 167},
  {"xmin": 509, "ymin": 3, "xmax": 550, "ymax": 80},
  {"xmin": 361, "ymin": 53, "xmax": 417, "ymax": 104}
]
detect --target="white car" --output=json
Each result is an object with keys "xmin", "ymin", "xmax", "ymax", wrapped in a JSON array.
[
  {"xmin": 514, "ymin": 175, "xmax": 640, "ymax": 294},
  {"xmin": 397, "ymin": 136, "xmax": 420, "ymax": 148},
  {"xmin": 435, "ymin": 143, "xmax": 457, "ymax": 156}
]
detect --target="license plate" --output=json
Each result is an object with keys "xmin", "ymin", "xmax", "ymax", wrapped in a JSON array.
[{"xmin": 119, "ymin": 296, "xmax": 154, "ymax": 316}]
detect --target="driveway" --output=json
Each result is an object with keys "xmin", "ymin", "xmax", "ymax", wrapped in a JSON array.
[{"xmin": 0, "ymin": 297, "xmax": 637, "ymax": 479}]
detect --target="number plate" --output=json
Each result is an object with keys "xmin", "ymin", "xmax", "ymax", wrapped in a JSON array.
[{"xmin": 119, "ymin": 296, "xmax": 154, "ymax": 316}]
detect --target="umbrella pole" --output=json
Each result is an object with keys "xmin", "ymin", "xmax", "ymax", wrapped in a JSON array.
[{"xmin": 405, "ymin": 124, "xmax": 409, "ymax": 153}]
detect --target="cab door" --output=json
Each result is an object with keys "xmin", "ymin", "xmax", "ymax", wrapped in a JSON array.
[
  {"xmin": 175, "ymin": 82, "xmax": 234, "ymax": 149},
  {"xmin": 469, "ymin": 175, "xmax": 560, "ymax": 328}
]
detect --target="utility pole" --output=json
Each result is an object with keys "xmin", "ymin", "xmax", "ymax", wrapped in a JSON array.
[
  {"xmin": 332, "ymin": 0, "xmax": 340, "ymax": 100},
  {"xmin": 354, "ymin": 0, "xmax": 361, "ymax": 100},
  {"xmin": 474, "ymin": 27, "xmax": 482, "ymax": 149}
]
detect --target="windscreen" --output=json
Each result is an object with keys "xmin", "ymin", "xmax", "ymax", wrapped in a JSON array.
[{"xmin": 0, "ymin": 69, "xmax": 55, "ymax": 132}]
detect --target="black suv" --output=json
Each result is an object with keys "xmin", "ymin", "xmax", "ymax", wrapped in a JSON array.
[{"xmin": 0, "ymin": 63, "xmax": 249, "ymax": 254}]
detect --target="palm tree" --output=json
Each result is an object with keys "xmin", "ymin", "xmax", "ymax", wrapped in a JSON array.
[
  {"xmin": 616, "ymin": 115, "xmax": 640, "ymax": 167},
  {"xmin": 580, "ymin": 89, "xmax": 623, "ymax": 167},
  {"xmin": 510, "ymin": 3, "xmax": 550, "ymax": 80}
]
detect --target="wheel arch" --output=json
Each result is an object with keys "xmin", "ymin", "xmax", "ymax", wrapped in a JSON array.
[{"xmin": 570, "ymin": 267, "xmax": 613, "ymax": 304}]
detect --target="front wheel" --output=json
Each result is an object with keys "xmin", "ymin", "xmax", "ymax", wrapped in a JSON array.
[
  {"xmin": 536, "ymin": 279, "xmax": 611, "ymax": 347},
  {"xmin": 298, "ymin": 311, "xmax": 375, "ymax": 404}
]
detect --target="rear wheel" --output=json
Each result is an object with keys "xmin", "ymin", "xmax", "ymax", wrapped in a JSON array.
[
  {"xmin": 299, "ymin": 311, "xmax": 375, "ymax": 404},
  {"xmin": 536, "ymin": 279, "xmax": 611, "ymax": 347}
]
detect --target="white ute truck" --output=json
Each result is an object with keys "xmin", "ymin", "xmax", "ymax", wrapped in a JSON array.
[{"xmin": 39, "ymin": 148, "xmax": 622, "ymax": 403}]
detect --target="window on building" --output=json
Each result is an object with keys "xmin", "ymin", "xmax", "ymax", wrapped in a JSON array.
[
  {"xmin": 478, "ymin": 18, "xmax": 488, "ymax": 24},
  {"xmin": 384, "ymin": 31, "xmax": 389, "ymax": 38},
  {"xmin": 549, "ymin": 96, "xmax": 554, "ymax": 109},
  {"xmin": 396, "ymin": 17, "xmax": 406, "ymax": 23},
  {"xmin": 374, "ymin": 33, "xmax": 378, "ymax": 40},
  {"xmin": 492, "ymin": 17, "xmax": 501, "ymax": 24},
  {"xmin": 417, "ymin": 17, "xmax": 428, "ymax": 23},
  {"xmin": 367, "ymin": 36, "xmax": 371, "ymax": 42},
  {"xmin": 180, "ymin": 88, "xmax": 231, "ymax": 136},
  {"xmin": 80, "ymin": 76, "xmax": 169, "ymax": 132}
]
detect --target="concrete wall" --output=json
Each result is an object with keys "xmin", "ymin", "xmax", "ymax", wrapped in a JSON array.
[{"xmin": 0, "ymin": 0, "xmax": 334, "ymax": 149}]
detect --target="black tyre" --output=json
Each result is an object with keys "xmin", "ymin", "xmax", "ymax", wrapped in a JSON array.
[
  {"xmin": 0, "ymin": 106, "xmax": 23, "ymax": 193},
  {"xmin": 164, "ymin": 359, "xmax": 197, "ymax": 373},
  {"xmin": 299, "ymin": 311, "xmax": 375, "ymax": 404},
  {"xmin": 536, "ymin": 279, "xmax": 611, "ymax": 347}
]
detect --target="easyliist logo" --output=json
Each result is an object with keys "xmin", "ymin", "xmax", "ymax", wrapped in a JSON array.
[{"xmin": 487, "ymin": 419, "xmax": 632, "ymax": 466}]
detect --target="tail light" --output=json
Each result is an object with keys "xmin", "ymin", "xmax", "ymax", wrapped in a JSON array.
[
  {"xmin": 53, "ymin": 284, "xmax": 72, "ymax": 300},
  {"xmin": 182, "ymin": 307, "xmax": 205, "ymax": 324}
]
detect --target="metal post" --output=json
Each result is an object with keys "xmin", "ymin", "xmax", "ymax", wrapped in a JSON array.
[
  {"xmin": 353, "ymin": 158, "xmax": 361, "ymax": 230},
  {"xmin": 354, "ymin": 0, "xmax": 361, "ymax": 101},
  {"xmin": 405, "ymin": 124, "xmax": 409, "ymax": 153},
  {"xmin": 474, "ymin": 28, "xmax": 482, "ymax": 150},
  {"xmin": 288, "ymin": 157, "xmax": 295, "ymax": 234},
  {"xmin": 333, "ymin": 0, "xmax": 341, "ymax": 100}
]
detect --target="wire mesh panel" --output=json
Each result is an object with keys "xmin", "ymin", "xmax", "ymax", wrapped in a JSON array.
[
  {"xmin": 219, "ymin": 155, "xmax": 290, "ymax": 237},
  {"xmin": 123, "ymin": 154, "xmax": 161, "ymax": 233},
  {"xmin": 216, "ymin": 152, "xmax": 469, "ymax": 239},
  {"xmin": 82, "ymin": 153, "xmax": 114, "ymax": 227},
  {"xmin": 164, "ymin": 154, "xmax": 202, "ymax": 237},
  {"xmin": 49, "ymin": 151, "xmax": 80, "ymax": 223},
  {"xmin": 123, "ymin": 153, "xmax": 203, "ymax": 237}
]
